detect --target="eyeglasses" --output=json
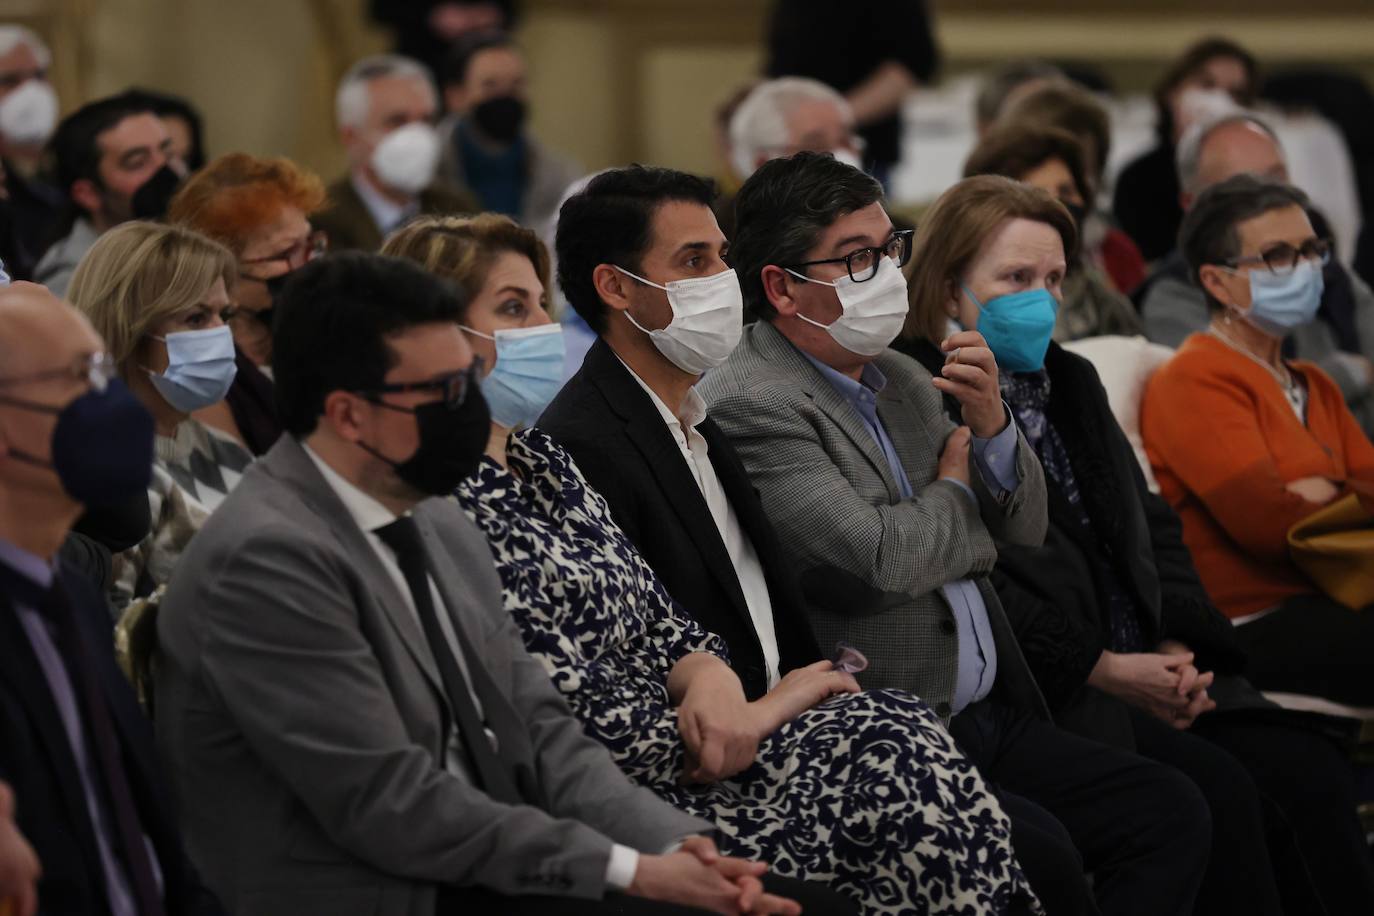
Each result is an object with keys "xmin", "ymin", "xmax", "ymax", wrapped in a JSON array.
[
  {"xmin": 240, "ymin": 230, "xmax": 329, "ymax": 273},
  {"xmin": 0, "ymin": 352, "xmax": 117, "ymax": 394},
  {"xmin": 356, "ymin": 359, "xmax": 484, "ymax": 411},
  {"xmin": 784, "ymin": 229, "xmax": 914, "ymax": 283},
  {"xmin": 1223, "ymin": 238, "xmax": 1331, "ymax": 275}
]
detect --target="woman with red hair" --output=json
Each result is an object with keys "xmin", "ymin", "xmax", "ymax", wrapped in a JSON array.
[{"xmin": 168, "ymin": 153, "xmax": 327, "ymax": 454}]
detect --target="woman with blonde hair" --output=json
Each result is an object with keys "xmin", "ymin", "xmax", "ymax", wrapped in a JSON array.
[
  {"xmin": 384, "ymin": 213, "xmax": 1042, "ymax": 916},
  {"xmin": 896, "ymin": 174, "xmax": 1374, "ymax": 914},
  {"xmin": 68, "ymin": 220, "xmax": 245, "ymax": 611}
]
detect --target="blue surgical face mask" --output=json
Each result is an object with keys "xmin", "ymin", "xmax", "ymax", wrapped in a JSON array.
[
  {"xmin": 462, "ymin": 323, "xmax": 565, "ymax": 429},
  {"xmin": 147, "ymin": 325, "xmax": 237, "ymax": 413},
  {"xmin": 1239, "ymin": 259, "xmax": 1324, "ymax": 338},
  {"xmin": 963, "ymin": 284, "xmax": 1059, "ymax": 373}
]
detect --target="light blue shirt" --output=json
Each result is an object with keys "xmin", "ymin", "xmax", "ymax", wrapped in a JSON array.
[{"xmin": 803, "ymin": 353, "xmax": 1019, "ymax": 713}]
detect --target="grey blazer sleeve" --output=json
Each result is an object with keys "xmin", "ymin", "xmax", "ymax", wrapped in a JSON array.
[
  {"xmin": 196, "ymin": 525, "xmax": 663, "ymax": 899},
  {"xmin": 711, "ymin": 384, "xmax": 991, "ymax": 600}
]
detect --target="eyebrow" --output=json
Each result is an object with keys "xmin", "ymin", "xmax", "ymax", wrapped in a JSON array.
[
  {"xmin": 674, "ymin": 241, "xmax": 714, "ymax": 255},
  {"xmin": 829, "ymin": 231, "xmax": 895, "ymax": 256}
]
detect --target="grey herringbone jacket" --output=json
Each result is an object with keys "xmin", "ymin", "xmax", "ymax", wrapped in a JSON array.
[{"xmin": 699, "ymin": 321, "xmax": 1050, "ymax": 720}]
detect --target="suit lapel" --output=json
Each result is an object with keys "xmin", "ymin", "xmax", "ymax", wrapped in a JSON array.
[
  {"xmin": 330, "ymin": 179, "xmax": 383, "ymax": 252},
  {"xmin": 586, "ymin": 342, "xmax": 755, "ymax": 626},
  {"xmin": 262, "ymin": 438, "xmax": 443, "ymax": 693},
  {"xmin": 751, "ymin": 322, "xmax": 900, "ymax": 502},
  {"xmin": 0, "ymin": 597, "xmax": 105, "ymax": 876}
]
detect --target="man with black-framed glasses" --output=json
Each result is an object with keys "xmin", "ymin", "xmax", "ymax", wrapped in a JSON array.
[
  {"xmin": 702, "ymin": 151, "xmax": 1214, "ymax": 916},
  {"xmin": 155, "ymin": 252, "xmax": 814, "ymax": 915}
]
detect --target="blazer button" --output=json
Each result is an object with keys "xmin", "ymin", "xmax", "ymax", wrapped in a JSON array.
[
  {"xmin": 935, "ymin": 701, "xmax": 952, "ymax": 717},
  {"xmin": 940, "ymin": 619, "xmax": 957, "ymax": 635}
]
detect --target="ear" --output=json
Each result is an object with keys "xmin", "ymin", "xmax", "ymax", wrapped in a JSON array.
[
  {"xmin": 320, "ymin": 389, "xmax": 368, "ymax": 443},
  {"xmin": 592, "ymin": 264, "xmax": 632, "ymax": 314},
  {"xmin": 69, "ymin": 178, "xmax": 101, "ymax": 217},
  {"xmin": 760, "ymin": 264, "xmax": 799, "ymax": 317},
  {"xmin": 339, "ymin": 124, "xmax": 359, "ymax": 149},
  {"xmin": 1198, "ymin": 264, "xmax": 1243, "ymax": 311},
  {"xmin": 943, "ymin": 277, "xmax": 963, "ymax": 318}
]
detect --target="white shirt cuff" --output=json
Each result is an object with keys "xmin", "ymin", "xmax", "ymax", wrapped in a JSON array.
[{"xmin": 605, "ymin": 843, "xmax": 640, "ymax": 891}]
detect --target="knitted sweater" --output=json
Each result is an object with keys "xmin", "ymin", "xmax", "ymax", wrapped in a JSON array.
[{"xmin": 1141, "ymin": 332, "xmax": 1374, "ymax": 618}]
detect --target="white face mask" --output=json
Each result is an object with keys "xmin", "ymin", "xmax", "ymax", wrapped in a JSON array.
[
  {"xmin": 0, "ymin": 79, "xmax": 58, "ymax": 146},
  {"xmin": 615, "ymin": 266, "xmax": 743, "ymax": 375},
  {"xmin": 370, "ymin": 122, "xmax": 441, "ymax": 195},
  {"xmin": 786, "ymin": 254, "xmax": 909, "ymax": 357}
]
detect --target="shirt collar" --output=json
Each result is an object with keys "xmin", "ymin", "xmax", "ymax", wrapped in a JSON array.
[
  {"xmin": 301, "ymin": 442, "xmax": 400, "ymax": 535},
  {"xmin": 350, "ymin": 170, "xmax": 418, "ymax": 235},
  {"xmin": 800, "ymin": 349, "xmax": 887, "ymax": 406},
  {"xmin": 0, "ymin": 537, "xmax": 55, "ymax": 589},
  {"xmin": 611, "ymin": 350, "xmax": 707, "ymax": 432}
]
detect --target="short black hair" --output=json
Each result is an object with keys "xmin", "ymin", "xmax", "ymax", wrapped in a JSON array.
[
  {"xmin": 128, "ymin": 87, "xmax": 206, "ymax": 171},
  {"xmin": 731, "ymin": 151, "xmax": 884, "ymax": 321},
  {"xmin": 555, "ymin": 165, "xmax": 716, "ymax": 334},
  {"xmin": 273, "ymin": 252, "xmax": 467, "ymax": 436},
  {"xmin": 440, "ymin": 30, "xmax": 518, "ymax": 89},
  {"xmin": 49, "ymin": 90, "xmax": 158, "ymax": 198},
  {"xmin": 1180, "ymin": 174, "xmax": 1310, "ymax": 313}
]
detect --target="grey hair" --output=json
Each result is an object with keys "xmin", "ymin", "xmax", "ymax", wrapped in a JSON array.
[
  {"xmin": 1175, "ymin": 111, "xmax": 1281, "ymax": 195},
  {"xmin": 335, "ymin": 54, "xmax": 436, "ymax": 129},
  {"xmin": 0, "ymin": 26, "xmax": 51, "ymax": 69},
  {"xmin": 727, "ymin": 77, "xmax": 851, "ymax": 180}
]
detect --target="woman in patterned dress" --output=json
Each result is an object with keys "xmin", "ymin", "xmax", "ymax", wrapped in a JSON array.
[{"xmin": 383, "ymin": 214, "xmax": 1040, "ymax": 916}]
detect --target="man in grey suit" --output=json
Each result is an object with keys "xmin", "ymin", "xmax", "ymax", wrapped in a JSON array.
[
  {"xmin": 701, "ymin": 151, "xmax": 1211, "ymax": 916},
  {"xmin": 154, "ymin": 252, "xmax": 835, "ymax": 916}
]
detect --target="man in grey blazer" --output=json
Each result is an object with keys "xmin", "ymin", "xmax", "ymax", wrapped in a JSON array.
[
  {"xmin": 701, "ymin": 152, "xmax": 1210, "ymax": 916},
  {"xmin": 154, "ymin": 252, "xmax": 833, "ymax": 916}
]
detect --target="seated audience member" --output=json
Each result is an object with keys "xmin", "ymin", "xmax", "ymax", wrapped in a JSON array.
[
  {"xmin": 36, "ymin": 91, "xmax": 184, "ymax": 295},
  {"xmin": 153, "ymin": 251, "xmax": 846, "ymax": 916},
  {"xmin": 0, "ymin": 782, "xmax": 39, "ymax": 916},
  {"xmin": 997, "ymin": 81, "xmax": 1148, "ymax": 296},
  {"xmin": 0, "ymin": 25, "xmax": 63, "ymax": 280},
  {"xmin": 1143, "ymin": 174, "xmax": 1374, "ymax": 709},
  {"xmin": 1139, "ymin": 111, "xmax": 1374, "ymax": 433},
  {"xmin": 716, "ymin": 77, "xmax": 865, "ymax": 240},
  {"xmin": 962, "ymin": 123, "xmax": 1143, "ymax": 340},
  {"xmin": 313, "ymin": 54, "xmax": 476, "ymax": 252},
  {"xmin": 67, "ymin": 221, "xmax": 246, "ymax": 611},
  {"xmin": 700, "ymin": 151, "xmax": 1213, "ymax": 916},
  {"xmin": 131, "ymin": 88, "xmax": 206, "ymax": 172},
  {"xmin": 436, "ymin": 32, "xmax": 580, "ymax": 234},
  {"xmin": 0, "ymin": 282, "xmax": 220, "ymax": 915},
  {"xmin": 385, "ymin": 213, "xmax": 1040, "ymax": 915},
  {"xmin": 895, "ymin": 174, "xmax": 1374, "ymax": 915},
  {"xmin": 1114, "ymin": 37, "xmax": 1258, "ymax": 263},
  {"xmin": 369, "ymin": 0, "xmax": 516, "ymax": 80},
  {"xmin": 169, "ymin": 152, "xmax": 328, "ymax": 454}
]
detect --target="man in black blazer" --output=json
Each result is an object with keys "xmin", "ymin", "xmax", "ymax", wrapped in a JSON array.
[
  {"xmin": 539, "ymin": 166, "xmax": 822, "ymax": 704},
  {"xmin": 0, "ymin": 283, "xmax": 221, "ymax": 916}
]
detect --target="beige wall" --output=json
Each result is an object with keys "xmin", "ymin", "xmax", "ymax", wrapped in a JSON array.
[{"xmin": 20, "ymin": 0, "xmax": 1374, "ymax": 184}]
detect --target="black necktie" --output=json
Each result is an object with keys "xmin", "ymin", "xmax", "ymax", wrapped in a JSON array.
[
  {"xmin": 373, "ymin": 516, "xmax": 524, "ymax": 805},
  {"xmin": 41, "ymin": 579, "xmax": 167, "ymax": 916}
]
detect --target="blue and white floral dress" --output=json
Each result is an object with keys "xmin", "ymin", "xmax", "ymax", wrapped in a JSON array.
[{"xmin": 455, "ymin": 429, "xmax": 1040, "ymax": 916}]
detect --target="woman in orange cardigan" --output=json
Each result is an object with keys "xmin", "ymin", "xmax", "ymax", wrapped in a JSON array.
[{"xmin": 1142, "ymin": 174, "xmax": 1374, "ymax": 707}]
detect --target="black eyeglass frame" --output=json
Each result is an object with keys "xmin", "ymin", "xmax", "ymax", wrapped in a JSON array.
[
  {"xmin": 354, "ymin": 359, "xmax": 485, "ymax": 412},
  {"xmin": 783, "ymin": 229, "xmax": 915, "ymax": 284}
]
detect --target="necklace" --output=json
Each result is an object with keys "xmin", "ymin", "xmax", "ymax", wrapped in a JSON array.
[{"xmin": 1207, "ymin": 323, "xmax": 1306, "ymax": 417}]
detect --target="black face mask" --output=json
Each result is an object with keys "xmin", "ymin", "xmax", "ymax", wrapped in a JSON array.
[
  {"xmin": 131, "ymin": 164, "xmax": 184, "ymax": 221},
  {"xmin": 1062, "ymin": 200, "xmax": 1088, "ymax": 231},
  {"xmin": 359, "ymin": 386, "xmax": 491, "ymax": 496},
  {"xmin": 471, "ymin": 96, "xmax": 526, "ymax": 145}
]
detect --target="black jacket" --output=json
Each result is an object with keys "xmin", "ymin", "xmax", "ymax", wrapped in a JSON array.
[
  {"xmin": 0, "ymin": 559, "xmax": 222, "ymax": 916},
  {"xmin": 900, "ymin": 338, "xmax": 1247, "ymax": 741},
  {"xmin": 538, "ymin": 339, "xmax": 821, "ymax": 700}
]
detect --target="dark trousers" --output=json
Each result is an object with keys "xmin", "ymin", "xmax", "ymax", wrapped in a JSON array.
[
  {"xmin": 1235, "ymin": 593, "xmax": 1374, "ymax": 706},
  {"xmin": 949, "ymin": 700, "xmax": 1210, "ymax": 916},
  {"xmin": 1193, "ymin": 711, "xmax": 1374, "ymax": 916},
  {"xmin": 439, "ymin": 875, "xmax": 860, "ymax": 915}
]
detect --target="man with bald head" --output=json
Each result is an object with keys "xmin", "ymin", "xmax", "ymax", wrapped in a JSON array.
[
  {"xmin": 1140, "ymin": 112, "xmax": 1374, "ymax": 430},
  {"xmin": 0, "ymin": 283, "xmax": 221, "ymax": 915}
]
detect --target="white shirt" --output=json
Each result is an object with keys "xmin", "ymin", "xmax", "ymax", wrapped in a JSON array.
[
  {"xmin": 350, "ymin": 171, "xmax": 419, "ymax": 237},
  {"xmin": 617, "ymin": 357, "xmax": 783, "ymax": 689},
  {"xmin": 302, "ymin": 445, "xmax": 643, "ymax": 889}
]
